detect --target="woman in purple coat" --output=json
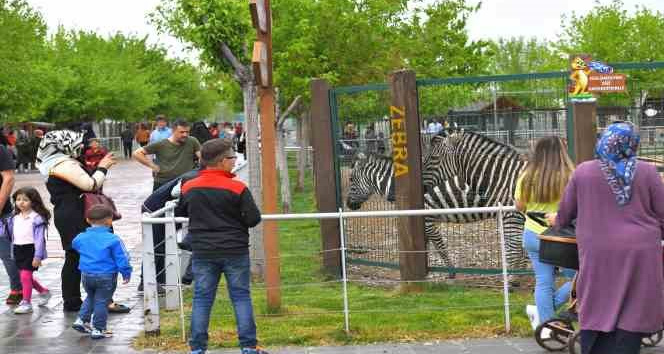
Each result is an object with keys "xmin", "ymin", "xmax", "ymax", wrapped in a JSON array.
[{"xmin": 552, "ymin": 122, "xmax": 664, "ymax": 354}]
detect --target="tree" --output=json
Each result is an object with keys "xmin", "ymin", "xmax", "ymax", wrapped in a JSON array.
[
  {"xmin": 0, "ymin": 0, "xmax": 58, "ymax": 121},
  {"xmin": 557, "ymin": 0, "xmax": 664, "ymax": 108}
]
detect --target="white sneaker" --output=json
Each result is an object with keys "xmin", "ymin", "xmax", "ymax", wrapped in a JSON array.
[
  {"xmin": 13, "ymin": 301, "xmax": 33, "ymax": 314},
  {"xmin": 72, "ymin": 318, "xmax": 92, "ymax": 333},
  {"xmin": 526, "ymin": 305, "xmax": 540, "ymax": 330},
  {"xmin": 36, "ymin": 290, "xmax": 51, "ymax": 306},
  {"xmin": 541, "ymin": 327, "xmax": 552, "ymax": 339}
]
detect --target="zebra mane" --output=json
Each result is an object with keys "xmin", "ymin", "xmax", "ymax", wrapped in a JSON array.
[
  {"xmin": 353, "ymin": 152, "xmax": 393, "ymax": 165},
  {"xmin": 445, "ymin": 130, "xmax": 520, "ymax": 158}
]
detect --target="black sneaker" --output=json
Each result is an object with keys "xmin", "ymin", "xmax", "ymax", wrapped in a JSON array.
[{"xmin": 137, "ymin": 282, "xmax": 144, "ymax": 294}]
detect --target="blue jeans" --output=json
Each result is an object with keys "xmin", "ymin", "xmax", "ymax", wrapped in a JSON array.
[
  {"xmin": 190, "ymin": 254, "xmax": 257, "ymax": 352},
  {"xmin": 80, "ymin": 273, "xmax": 117, "ymax": 331},
  {"xmin": 0, "ymin": 220, "xmax": 21, "ymax": 291},
  {"xmin": 523, "ymin": 228, "xmax": 575, "ymax": 323}
]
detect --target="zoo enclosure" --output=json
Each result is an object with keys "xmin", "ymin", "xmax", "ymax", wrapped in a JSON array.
[{"xmin": 315, "ymin": 61, "xmax": 664, "ymax": 279}]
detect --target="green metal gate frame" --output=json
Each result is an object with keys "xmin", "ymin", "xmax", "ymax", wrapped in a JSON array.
[{"xmin": 328, "ymin": 61, "xmax": 664, "ymax": 274}]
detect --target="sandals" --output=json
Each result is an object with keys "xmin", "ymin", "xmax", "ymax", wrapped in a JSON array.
[{"xmin": 107, "ymin": 302, "xmax": 131, "ymax": 314}]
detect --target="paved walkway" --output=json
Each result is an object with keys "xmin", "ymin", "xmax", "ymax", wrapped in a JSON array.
[{"xmin": 1, "ymin": 158, "xmax": 662, "ymax": 354}]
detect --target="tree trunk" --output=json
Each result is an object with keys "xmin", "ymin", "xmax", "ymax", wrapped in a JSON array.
[
  {"xmin": 276, "ymin": 127, "xmax": 291, "ymax": 213},
  {"xmin": 296, "ymin": 111, "xmax": 308, "ymax": 192},
  {"xmin": 242, "ymin": 81, "xmax": 264, "ymax": 278}
]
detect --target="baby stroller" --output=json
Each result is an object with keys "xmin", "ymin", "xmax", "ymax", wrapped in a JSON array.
[{"xmin": 526, "ymin": 212, "xmax": 663, "ymax": 353}]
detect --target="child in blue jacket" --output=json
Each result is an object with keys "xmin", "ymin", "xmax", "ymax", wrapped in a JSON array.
[{"xmin": 71, "ymin": 204, "xmax": 132, "ymax": 339}]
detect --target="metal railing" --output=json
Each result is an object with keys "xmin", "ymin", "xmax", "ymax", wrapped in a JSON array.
[{"xmin": 140, "ymin": 204, "xmax": 518, "ymax": 339}]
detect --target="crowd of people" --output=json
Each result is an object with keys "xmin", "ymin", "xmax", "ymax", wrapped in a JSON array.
[
  {"xmin": 0, "ymin": 115, "xmax": 267, "ymax": 354},
  {"xmin": 3, "ymin": 117, "xmax": 664, "ymax": 354}
]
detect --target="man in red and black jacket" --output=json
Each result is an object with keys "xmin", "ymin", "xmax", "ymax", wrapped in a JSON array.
[{"xmin": 178, "ymin": 138, "xmax": 267, "ymax": 354}]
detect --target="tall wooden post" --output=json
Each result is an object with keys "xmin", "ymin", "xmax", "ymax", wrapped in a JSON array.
[
  {"xmin": 569, "ymin": 102, "xmax": 597, "ymax": 164},
  {"xmin": 310, "ymin": 79, "xmax": 341, "ymax": 275},
  {"xmin": 250, "ymin": 0, "xmax": 280, "ymax": 310},
  {"xmin": 389, "ymin": 70, "xmax": 427, "ymax": 290}
]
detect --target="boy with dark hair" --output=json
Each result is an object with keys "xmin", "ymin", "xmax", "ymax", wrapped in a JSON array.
[
  {"xmin": 178, "ymin": 138, "xmax": 265, "ymax": 354},
  {"xmin": 71, "ymin": 205, "xmax": 132, "ymax": 339}
]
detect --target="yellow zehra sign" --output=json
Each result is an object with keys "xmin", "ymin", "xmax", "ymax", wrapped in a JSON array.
[{"xmin": 389, "ymin": 105, "xmax": 409, "ymax": 177}]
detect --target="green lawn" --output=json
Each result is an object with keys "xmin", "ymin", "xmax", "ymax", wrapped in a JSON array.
[{"xmin": 134, "ymin": 155, "xmax": 533, "ymax": 351}]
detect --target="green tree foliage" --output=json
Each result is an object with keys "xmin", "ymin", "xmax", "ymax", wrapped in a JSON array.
[
  {"xmin": 0, "ymin": 0, "xmax": 59, "ymax": 121},
  {"xmin": 0, "ymin": 0, "xmax": 219, "ymax": 123},
  {"xmin": 557, "ymin": 0, "xmax": 664, "ymax": 105}
]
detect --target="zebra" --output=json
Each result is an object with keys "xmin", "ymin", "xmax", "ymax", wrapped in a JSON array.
[
  {"xmin": 345, "ymin": 131, "xmax": 528, "ymax": 274},
  {"xmin": 346, "ymin": 153, "xmax": 395, "ymax": 210},
  {"xmin": 421, "ymin": 130, "xmax": 528, "ymax": 271},
  {"xmin": 345, "ymin": 152, "xmax": 480, "ymax": 274}
]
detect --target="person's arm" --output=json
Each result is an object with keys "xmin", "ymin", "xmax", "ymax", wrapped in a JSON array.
[
  {"xmin": 49, "ymin": 159, "xmax": 108, "ymax": 192},
  {"xmin": 132, "ymin": 145, "xmax": 160, "ymax": 173},
  {"xmin": 0, "ymin": 170, "xmax": 14, "ymax": 212},
  {"xmin": 513, "ymin": 174, "xmax": 526, "ymax": 212},
  {"xmin": 553, "ymin": 171, "xmax": 578, "ymax": 228},
  {"xmin": 646, "ymin": 165, "xmax": 664, "ymax": 235},
  {"xmin": 32, "ymin": 221, "xmax": 47, "ymax": 260},
  {"xmin": 239, "ymin": 187, "xmax": 262, "ymax": 227},
  {"xmin": 111, "ymin": 237, "xmax": 132, "ymax": 283}
]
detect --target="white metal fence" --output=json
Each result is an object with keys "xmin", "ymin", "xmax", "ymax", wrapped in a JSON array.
[{"xmin": 140, "ymin": 204, "xmax": 518, "ymax": 340}]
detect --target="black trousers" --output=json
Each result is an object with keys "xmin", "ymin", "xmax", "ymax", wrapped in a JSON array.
[
  {"xmin": 122, "ymin": 141, "xmax": 132, "ymax": 158},
  {"xmin": 581, "ymin": 329, "xmax": 643, "ymax": 354},
  {"xmin": 62, "ymin": 249, "xmax": 82, "ymax": 309}
]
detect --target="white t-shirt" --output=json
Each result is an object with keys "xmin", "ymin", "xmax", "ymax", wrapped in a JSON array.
[{"xmin": 12, "ymin": 211, "xmax": 37, "ymax": 245}]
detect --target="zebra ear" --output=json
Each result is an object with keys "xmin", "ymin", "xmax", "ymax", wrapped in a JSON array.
[{"xmin": 356, "ymin": 152, "xmax": 367, "ymax": 160}]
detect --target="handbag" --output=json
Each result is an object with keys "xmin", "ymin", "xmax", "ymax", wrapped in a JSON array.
[
  {"xmin": 82, "ymin": 192, "xmax": 122, "ymax": 221},
  {"xmin": 527, "ymin": 212, "xmax": 578, "ymax": 270}
]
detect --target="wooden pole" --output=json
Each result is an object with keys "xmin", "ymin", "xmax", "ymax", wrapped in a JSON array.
[
  {"xmin": 570, "ymin": 102, "xmax": 597, "ymax": 164},
  {"xmin": 250, "ymin": 0, "xmax": 280, "ymax": 310},
  {"xmin": 389, "ymin": 70, "xmax": 427, "ymax": 291},
  {"xmin": 310, "ymin": 79, "xmax": 341, "ymax": 275}
]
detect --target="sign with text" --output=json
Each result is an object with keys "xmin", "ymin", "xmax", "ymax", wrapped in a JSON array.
[
  {"xmin": 389, "ymin": 105, "xmax": 409, "ymax": 177},
  {"xmin": 587, "ymin": 73, "xmax": 627, "ymax": 93}
]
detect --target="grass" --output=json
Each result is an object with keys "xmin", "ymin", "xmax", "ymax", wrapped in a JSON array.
[{"xmin": 134, "ymin": 154, "xmax": 533, "ymax": 351}]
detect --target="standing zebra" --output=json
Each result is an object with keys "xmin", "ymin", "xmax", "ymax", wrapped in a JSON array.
[
  {"xmin": 345, "ymin": 131, "xmax": 528, "ymax": 274},
  {"xmin": 422, "ymin": 131, "xmax": 528, "ymax": 271}
]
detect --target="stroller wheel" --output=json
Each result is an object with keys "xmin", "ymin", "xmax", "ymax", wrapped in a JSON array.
[
  {"xmin": 535, "ymin": 319, "xmax": 575, "ymax": 351},
  {"xmin": 567, "ymin": 330, "xmax": 581, "ymax": 354},
  {"xmin": 642, "ymin": 330, "xmax": 663, "ymax": 347}
]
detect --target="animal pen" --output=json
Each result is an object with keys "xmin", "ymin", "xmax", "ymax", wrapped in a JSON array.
[{"xmin": 311, "ymin": 61, "xmax": 664, "ymax": 283}]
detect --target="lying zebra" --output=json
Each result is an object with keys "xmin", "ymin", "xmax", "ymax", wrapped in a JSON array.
[{"xmin": 346, "ymin": 130, "xmax": 528, "ymax": 274}]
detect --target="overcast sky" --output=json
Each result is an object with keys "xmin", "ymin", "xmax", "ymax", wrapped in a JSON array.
[{"xmin": 25, "ymin": 0, "xmax": 664, "ymax": 62}]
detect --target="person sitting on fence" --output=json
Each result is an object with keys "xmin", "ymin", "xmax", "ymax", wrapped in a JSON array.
[
  {"xmin": 177, "ymin": 138, "xmax": 265, "ymax": 354},
  {"xmin": 83, "ymin": 138, "xmax": 109, "ymax": 173},
  {"xmin": 71, "ymin": 204, "xmax": 132, "ymax": 339},
  {"xmin": 514, "ymin": 136, "xmax": 576, "ymax": 333}
]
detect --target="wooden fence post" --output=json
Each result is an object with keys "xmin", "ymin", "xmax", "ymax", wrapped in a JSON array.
[
  {"xmin": 389, "ymin": 70, "xmax": 427, "ymax": 290},
  {"xmin": 311, "ymin": 78, "xmax": 341, "ymax": 276},
  {"xmin": 570, "ymin": 102, "xmax": 598, "ymax": 164}
]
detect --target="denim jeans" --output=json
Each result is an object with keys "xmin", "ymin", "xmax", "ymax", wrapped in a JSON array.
[
  {"xmin": 80, "ymin": 273, "xmax": 117, "ymax": 331},
  {"xmin": 0, "ymin": 218, "xmax": 21, "ymax": 291},
  {"xmin": 190, "ymin": 254, "xmax": 257, "ymax": 352},
  {"xmin": 523, "ymin": 228, "xmax": 575, "ymax": 323}
]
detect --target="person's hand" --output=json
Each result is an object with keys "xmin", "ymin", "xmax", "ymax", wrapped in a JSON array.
[
  {"xmin": 98, "ymin": 153, "xmax": 116, "ymax": 169},
  {"xmin": 32, "ymin": 258, "xmax": 41, "ymax": 268},
  {"xmin": 122, "ymin": 277, "xmax": 130, "ymax": 285},
  {"xmin": 545, "ymin": 213, "xmax": 557, "ymax": 226},
  {"xmin": 152, "ymin": 165, "xmax": 160, "ymax": 174}
]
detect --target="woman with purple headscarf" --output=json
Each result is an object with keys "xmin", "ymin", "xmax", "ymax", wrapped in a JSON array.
[{"xmin": 551, "ymin": 122, "xmax": 664, "ymax": 353}]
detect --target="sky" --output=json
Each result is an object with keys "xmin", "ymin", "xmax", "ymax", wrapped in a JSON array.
[{"xmin": 25, "ymin": 0, "xmax": 664, "ymax": 63}]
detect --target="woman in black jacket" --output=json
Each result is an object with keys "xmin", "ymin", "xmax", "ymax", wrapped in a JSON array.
[{"xmin": 36, "ymin": 130, "xmax": 127, "ymax": 312}]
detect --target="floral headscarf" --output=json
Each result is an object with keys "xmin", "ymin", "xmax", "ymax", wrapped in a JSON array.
[
  {"xmin": 36, "ymin": 130, "xmax": 85, "ymax": 176},
  {"xmin": 595, "ymin": 122, "xmax": 640, "ymax": 206}
]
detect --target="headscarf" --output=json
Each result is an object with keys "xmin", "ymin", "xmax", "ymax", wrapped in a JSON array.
[
  {"xmin": 595, "ymin": 122, "xmax": 640, "ymax": 206},
  {"xmin": 36, "ymin": 130, "xmax": 85, "ymax": 176}
]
